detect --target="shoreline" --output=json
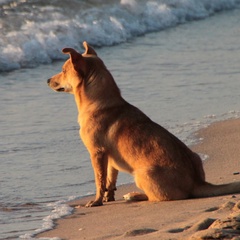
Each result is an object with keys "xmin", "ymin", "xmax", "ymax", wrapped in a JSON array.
[{"xmin": 37, "ymin": 118, "xmax": 240, "ymax": 240}]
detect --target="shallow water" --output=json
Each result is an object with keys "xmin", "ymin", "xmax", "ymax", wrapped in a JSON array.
[{"xmin": 0, "ymin": 4, "xmax": 240, "ymax": 240}]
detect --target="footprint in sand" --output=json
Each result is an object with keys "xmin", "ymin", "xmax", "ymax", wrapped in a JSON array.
[
  {"xmin": 167, "ymin": 200, "xmax": 240, "ymax": 239},
  {"xmin": 123, "ymin": 228, "xmax": 157, "ymax": 237},
  {"xmin": 168, "ymin": 218, "xmax": 216, "ymax": 234},
  {"xmin": 189, "ymin": 201, "xmax": 240, "ymax": 239}
]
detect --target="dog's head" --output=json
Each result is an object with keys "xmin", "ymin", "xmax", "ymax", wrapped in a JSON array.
[
  {"xmin": 47, "ymin": 42, "xmax": 122, "ymax": 109},
  {"xmin": 47, "ymin": 41, "xmax": 101, "ymax": 94}
]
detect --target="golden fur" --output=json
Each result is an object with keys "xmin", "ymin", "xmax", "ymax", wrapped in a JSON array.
[{"xmin": 47, "ymin": 42, "xmax": 240, "ymax": 207}]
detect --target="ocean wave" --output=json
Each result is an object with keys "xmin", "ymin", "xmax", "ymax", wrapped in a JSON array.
[
  {"xmin": 0, "ymin": 0, "xmax": 240, "ymax": 71},
  {"xmin": 19, "ymin": 199, "xmax": 73, "ymax": 239}
]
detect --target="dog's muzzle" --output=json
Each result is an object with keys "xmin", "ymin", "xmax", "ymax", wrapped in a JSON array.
[{"xmin": 47, "ymin": 78, "xmax": 65, "ymax": 92}]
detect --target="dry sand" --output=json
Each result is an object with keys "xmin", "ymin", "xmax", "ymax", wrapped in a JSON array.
[{"xmin": 37, "ymin": 118, "xmax": 240, "ymax": 240}]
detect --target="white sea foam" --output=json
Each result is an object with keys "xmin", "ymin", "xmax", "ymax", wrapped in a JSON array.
[
  {"xmin": 171, "ymin": 110, "xmax": 240, "ymax": 146},
  {"xmin": 0, "ymin": 0, "xmax": 240, "ymax": 71},
  {"xmin": 19, "ymin": 198, "xmax": 74, "ymax": 239}
]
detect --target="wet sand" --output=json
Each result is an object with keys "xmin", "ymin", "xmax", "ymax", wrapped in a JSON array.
[{"xmin": 37, "ymin": 118, "xmax": 240, "ymax": 240}]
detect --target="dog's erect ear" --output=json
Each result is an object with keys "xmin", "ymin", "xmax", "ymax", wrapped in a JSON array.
[
  {"xmin": 62, "ymin": 48, "xmax": 82, "ymax": 63},
  {"xmin": 62, "ymin": 48, "xmax": 84, "ymax": 73},
  {"xmin": 82, "ymin": 41, "xmax": 97, "ymax": 56}
]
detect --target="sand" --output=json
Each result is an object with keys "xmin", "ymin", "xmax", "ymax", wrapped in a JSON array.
[{"xmin": 37, "ymin": 118, "xmax": 240, "ymax": 240}]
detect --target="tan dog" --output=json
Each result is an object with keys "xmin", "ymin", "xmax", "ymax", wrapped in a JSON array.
[{"xmin": 47, "ymin": 41, "xmax": 240, "ymax": 207}]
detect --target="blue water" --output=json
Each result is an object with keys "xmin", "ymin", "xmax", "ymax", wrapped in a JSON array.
[{"xmin": 0, "ymin": 0, "xmax": 240, "ymax": 239}]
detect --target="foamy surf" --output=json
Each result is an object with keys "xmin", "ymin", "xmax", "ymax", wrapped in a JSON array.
[
  {"xmin": 19, "ymin": 199, "xmax": 74, "ymax": 239},
  {"xmin": 0, "ymin": 0, "xmax": 240, "ymax": 71}
]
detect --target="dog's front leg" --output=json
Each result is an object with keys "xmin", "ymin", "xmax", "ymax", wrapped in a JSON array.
[
  {"xmin": 104, "ymin": 165, "xmax": 118, "ymax": 202},
  {"xmin": 86, "ymin": 150, "xmax": 108, "ymax": 207}
]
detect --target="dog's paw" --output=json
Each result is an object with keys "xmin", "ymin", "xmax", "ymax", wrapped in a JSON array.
[
  {"xmin": 85, "ymin": 200, "xmax": 103, "ymax": 207},
  {"xmin": 103, "ymin": 195, "xmax": 115, "ymax": 202},
  {"xmin": 103, "ymin": 190, "xmax": 115, "ymax": 202}
]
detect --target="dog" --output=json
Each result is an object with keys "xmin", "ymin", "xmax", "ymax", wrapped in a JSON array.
[{"xmin": 47, "ymin": 41, "xmax": 240, "ymax": 207}]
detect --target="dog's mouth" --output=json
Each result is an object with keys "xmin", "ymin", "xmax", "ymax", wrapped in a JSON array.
[
  {"xmin": 55, "ymin": 87, "xmax": 65, "ymax": 92},
  {"xmin": 47, "ymin": 80, "xmax": 65, "ymax": 92},
  {"xmin": 47, "ymin": 79, "xmax": 72, "ymax": 93}
]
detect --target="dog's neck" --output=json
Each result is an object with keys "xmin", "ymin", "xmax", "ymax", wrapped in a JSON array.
[
  {"xmin": 72, "ymin": 68, "xmax": 126, "ymax": 126},
  {"xmin": 73, "ymin": 85, "xmax": 125, "ymax": 126}
]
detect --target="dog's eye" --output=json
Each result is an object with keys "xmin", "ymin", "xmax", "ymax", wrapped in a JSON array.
[{"xmin": 62, "ymin": 69, "xmax": 66, "ymax": 74}]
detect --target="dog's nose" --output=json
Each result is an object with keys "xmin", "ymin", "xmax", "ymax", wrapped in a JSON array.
[{"xmin": 47, "ymin": 78, "xmax": 51, "ymax": 84}]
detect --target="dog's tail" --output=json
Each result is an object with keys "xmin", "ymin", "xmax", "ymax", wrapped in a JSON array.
[{"xmin": 192, "ymin": 181, "xmax": 240, "ymax": 198}]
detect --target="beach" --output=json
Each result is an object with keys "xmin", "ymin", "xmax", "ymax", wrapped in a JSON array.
[
  {"xmin": 37, "ymin": 118, "xmax": 240, "ymax": 240},
  {"xmin": 1, "ymin": 1, "xmax": 240, "ymax": 239}
]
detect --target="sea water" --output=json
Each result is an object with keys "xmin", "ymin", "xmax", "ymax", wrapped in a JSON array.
[{"xmin": 0, "ymin": 0, "xmax": 240, "ymax": 239}]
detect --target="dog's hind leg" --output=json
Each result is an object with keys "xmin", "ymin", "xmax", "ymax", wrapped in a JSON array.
[
  {"xmin": 134, "ymin": 167, "xmax": 190, "ymax": 202},
  {"xmin": 104, "ymin": 165, "xmax": 118, "ymax": 202}
]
